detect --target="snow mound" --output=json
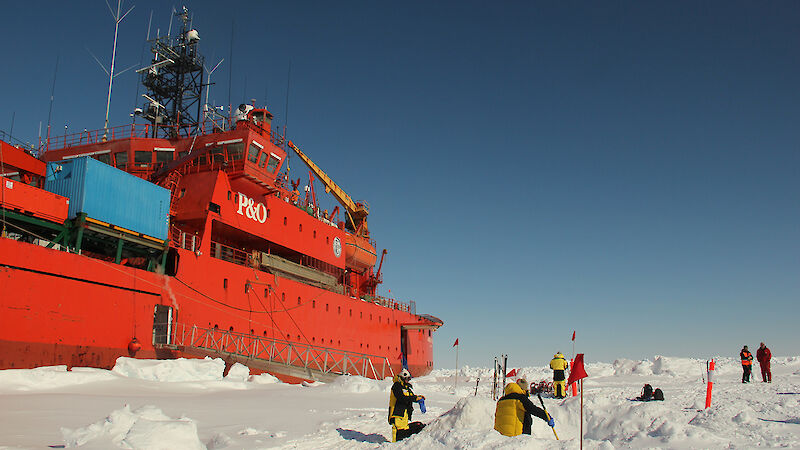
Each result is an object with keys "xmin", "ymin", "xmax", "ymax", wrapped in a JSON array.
[
  {"xmin": 426, "ymin": 396, "xmax": 496, "ymax": 432},
  {"xmin": 249, "ymin": 372, "xmax": 281, "ymax": 384},
  {"xmin": 0, "ymin": 365, "xmax": 116, "ymax": 391},
  {"xmin": 112, "ymin": 357, "xmax": 224, "ymax": 382},
  {"xmin": 319, "ymin": 375, "xmax": 389, "ymax": 393},
  {"xmin": 223, "ymin": 363, "xmax": 250, "ymax": 382},
  {"xmin": 61, "ymin": 404, "xmax": 205, "ymax": 449},
  {"xmin": 612, "ymin": 356, "xmax": 682, "ymax": 377}
]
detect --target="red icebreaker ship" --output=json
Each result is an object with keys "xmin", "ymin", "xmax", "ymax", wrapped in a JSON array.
[{"xmin": 0, "ymin": 9, "xmax": 441, "ymax": 382}]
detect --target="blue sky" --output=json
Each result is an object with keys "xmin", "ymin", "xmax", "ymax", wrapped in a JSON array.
[{"xmin": 1, "ymin": 1, "xmax": 797, "ymax": 368}]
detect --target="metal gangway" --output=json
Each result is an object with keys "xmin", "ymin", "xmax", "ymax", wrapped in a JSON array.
[{"xmin": 155, "ymin": 323, "xmax": 395, "ymax": 382}]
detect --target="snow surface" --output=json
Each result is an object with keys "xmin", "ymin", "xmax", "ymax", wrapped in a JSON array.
[{"xmin": 0, "ymin": 356, "xmax": 798, "ymax": 449}]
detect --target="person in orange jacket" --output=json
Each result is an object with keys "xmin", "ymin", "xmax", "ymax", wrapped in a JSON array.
[
  {"xmin": 756, "ymin": 342, "xmax": 772, "ymax": 383},
  {"xmin": 740, "ymin": 345, "xmax": 753, "ymax": 383}
]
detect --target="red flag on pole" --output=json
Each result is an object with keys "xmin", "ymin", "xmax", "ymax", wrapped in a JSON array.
[
  {"xmin": 506, "ymin": 368, "xmax": 517, "ymax": 378},
  {"xmin": 567, "ymin": 353, "xmax": 588, "ymax": 385},
  {"xmin": 572, "ymin": 331, "xmax": 575, "ymax": 341},
  {"xmin": 453, "ymin": 338, "xmax": 459, "ymax": 347}
]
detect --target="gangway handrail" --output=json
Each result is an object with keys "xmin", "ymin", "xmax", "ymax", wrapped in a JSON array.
[{"xmin": 161, "ymin": 323, "xmax": 395, "ymax": 380}]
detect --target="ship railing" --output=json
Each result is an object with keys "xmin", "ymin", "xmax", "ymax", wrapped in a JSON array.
[
  {"xmin": 363, "ymin": 295, "xmax": 416, "ymax": 315},
  {"xmin": 44, "ymin": 124, "xmax": 160, "ymax": 151},
  {"xmin": 210, "ymin": 241, "xmax": 249, "ymax": 266},
  {"xmin": 171, "ymin": 226, "xmax": 201, "ymax": 252},
  {"xmin": 44, "ymin": 119, "xmax": 290, "ymax": 152},
  {"xmin": 170, "ymin": 323, "xmax": 395, "ymax": 380}
]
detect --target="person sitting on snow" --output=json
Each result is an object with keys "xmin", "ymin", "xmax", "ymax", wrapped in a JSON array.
[
  {"xmin": 388, "ymin": 369, "xmax": 425, "ymax": 442},
  {"xmin": 494, "ymin": 378, "xmax": 554, "ymax": 437}
]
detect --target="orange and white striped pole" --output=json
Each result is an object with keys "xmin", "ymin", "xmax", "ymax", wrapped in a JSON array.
[{"xmin": 705, "ymin": 359, "xmax": 715, "ymax": 408}]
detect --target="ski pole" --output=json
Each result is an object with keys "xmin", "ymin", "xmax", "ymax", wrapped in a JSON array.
[{"xmin": 537, "ymin": 392, "xmax": 559, "ymax": 440}]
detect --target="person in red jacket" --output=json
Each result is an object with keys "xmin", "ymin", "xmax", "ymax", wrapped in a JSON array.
[{"xmin": 756, "ymin": 342, "xmax": 772, "ymax": 383}]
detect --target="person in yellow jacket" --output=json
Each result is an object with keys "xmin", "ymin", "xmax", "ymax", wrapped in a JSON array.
[
  {"xmin": 550, "ymin": 352, "xmax": 569, "ymax": 399},
  {"xmin": 494, "ymin": 379, "xmax": 554, "ymax": 436},
  {"xmin": 388, "ymin": 369, "xmax": 425, "ymax": 442}
]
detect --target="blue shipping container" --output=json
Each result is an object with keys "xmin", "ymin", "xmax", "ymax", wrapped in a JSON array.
[{"xmin": 45, "ymin": 157, "xmax": 170, "ymax": 240}]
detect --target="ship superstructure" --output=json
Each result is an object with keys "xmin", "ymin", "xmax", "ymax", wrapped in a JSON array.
[{"xmin": 0, "ymin": 8, "xmax": 441, "ymax": 381}]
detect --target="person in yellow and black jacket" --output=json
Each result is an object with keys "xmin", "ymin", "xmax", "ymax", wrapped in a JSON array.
[
  {"xmin": 388, "ymin": 369, "xmax": 425, "ymax": 442},
  {"xmin": 550, "ymin": 352, "xmax": 569, "ymax": 399},
  {"xmin": 494, "ymin": 379, "xmax": 554, "ymax": 437}
]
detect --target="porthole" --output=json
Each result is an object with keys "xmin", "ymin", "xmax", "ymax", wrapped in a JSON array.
[{"xmin": 284, "ymin": 217, "xmax": 287, "ymax": 225}]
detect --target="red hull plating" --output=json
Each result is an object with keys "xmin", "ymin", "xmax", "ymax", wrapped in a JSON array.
[{"xmin": 0, "ymin": 236, "xmax": 435, "ymax": 376}]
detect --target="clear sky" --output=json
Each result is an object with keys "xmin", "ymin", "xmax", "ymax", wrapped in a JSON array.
[{"xmin": 1, "ymin": 1, "xmax": 797, "ymax": 368}]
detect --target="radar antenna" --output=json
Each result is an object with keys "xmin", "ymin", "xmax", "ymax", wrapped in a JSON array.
[{"xmin": 138, "ymin": 6, "xmax": 204, "ymax": 138}]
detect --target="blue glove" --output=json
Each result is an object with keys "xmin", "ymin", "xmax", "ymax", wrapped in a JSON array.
[
  {"xmin": 418, "ymin": 398, "xmax": 427, "ymax": 413},
  {"xmin": 547, "ymin": 418, "xmax": 555, "ymax": 427}
]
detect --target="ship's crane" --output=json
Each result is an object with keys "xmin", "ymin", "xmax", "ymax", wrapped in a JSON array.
[{"xmin": 287, "ymin": 141, "xmax": 370, "ymax": 238}]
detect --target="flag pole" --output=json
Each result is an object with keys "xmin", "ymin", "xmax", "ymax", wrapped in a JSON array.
[
  {"xmin": 580, "ymin": 378, "xmax": 584, "ymax": 450},
  {"xmin": 454, "ymin": 342, "xmax": 459, "ymax": 392}
]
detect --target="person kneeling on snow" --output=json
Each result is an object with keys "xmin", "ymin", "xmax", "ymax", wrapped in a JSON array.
[
  {"xmin": 636, "ymin": 384, "xmax": 664, "ymax": 401},
  {"xmin": 494, "ymin": 379, "xmax": 555, "ymax": 437},
  {"xmin": 388, "ymin": 369, "xmax": 425, "ymax": 442}
]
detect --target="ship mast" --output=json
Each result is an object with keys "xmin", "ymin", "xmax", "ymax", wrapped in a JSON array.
[{"xmin": 137, "ymin": 6, "xmax": 204, "ymax": 138}]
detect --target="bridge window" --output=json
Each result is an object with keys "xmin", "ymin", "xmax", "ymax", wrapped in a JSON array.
[
  {"xmin": 266, "ymin": 154, "xmax": 281, "ymax": 173},
  {"xmin": 95, "ymin": 153, "xmax": 112, "ymax": 165},
  {"xmin": 258, "ymin": 151, "xmax": 268, "ymax": 168},
  {"xmin": 155, "ymin": 148, "xmax": 175, "ymax": 163},
  {"xmin": 247, "ymin": 144, "xmax": 260, "ymax": 163},
  {"xmin": 134, "ymin": 151, "xmax": 151, "ymax": 167},
  {"xmin": 114, "ymin": 151, "xmax": 128, "ymax": 168},
  {"xmin": 209, "ymin": 146, "xmax": 224, "ymax": 163},
  {"xmin": 227, "ymin": 142, "xmax": 244, "ymax": 160}
]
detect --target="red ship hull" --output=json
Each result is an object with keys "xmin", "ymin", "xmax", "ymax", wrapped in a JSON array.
[{"xmin": 0, "ymin": 236, "xmax": 436, "ymax": 376}]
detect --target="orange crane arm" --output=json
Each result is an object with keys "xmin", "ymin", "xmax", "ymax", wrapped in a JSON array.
[{"xmin": 287, "ymin": 140, "xmax": 368, "ymax": 233}]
